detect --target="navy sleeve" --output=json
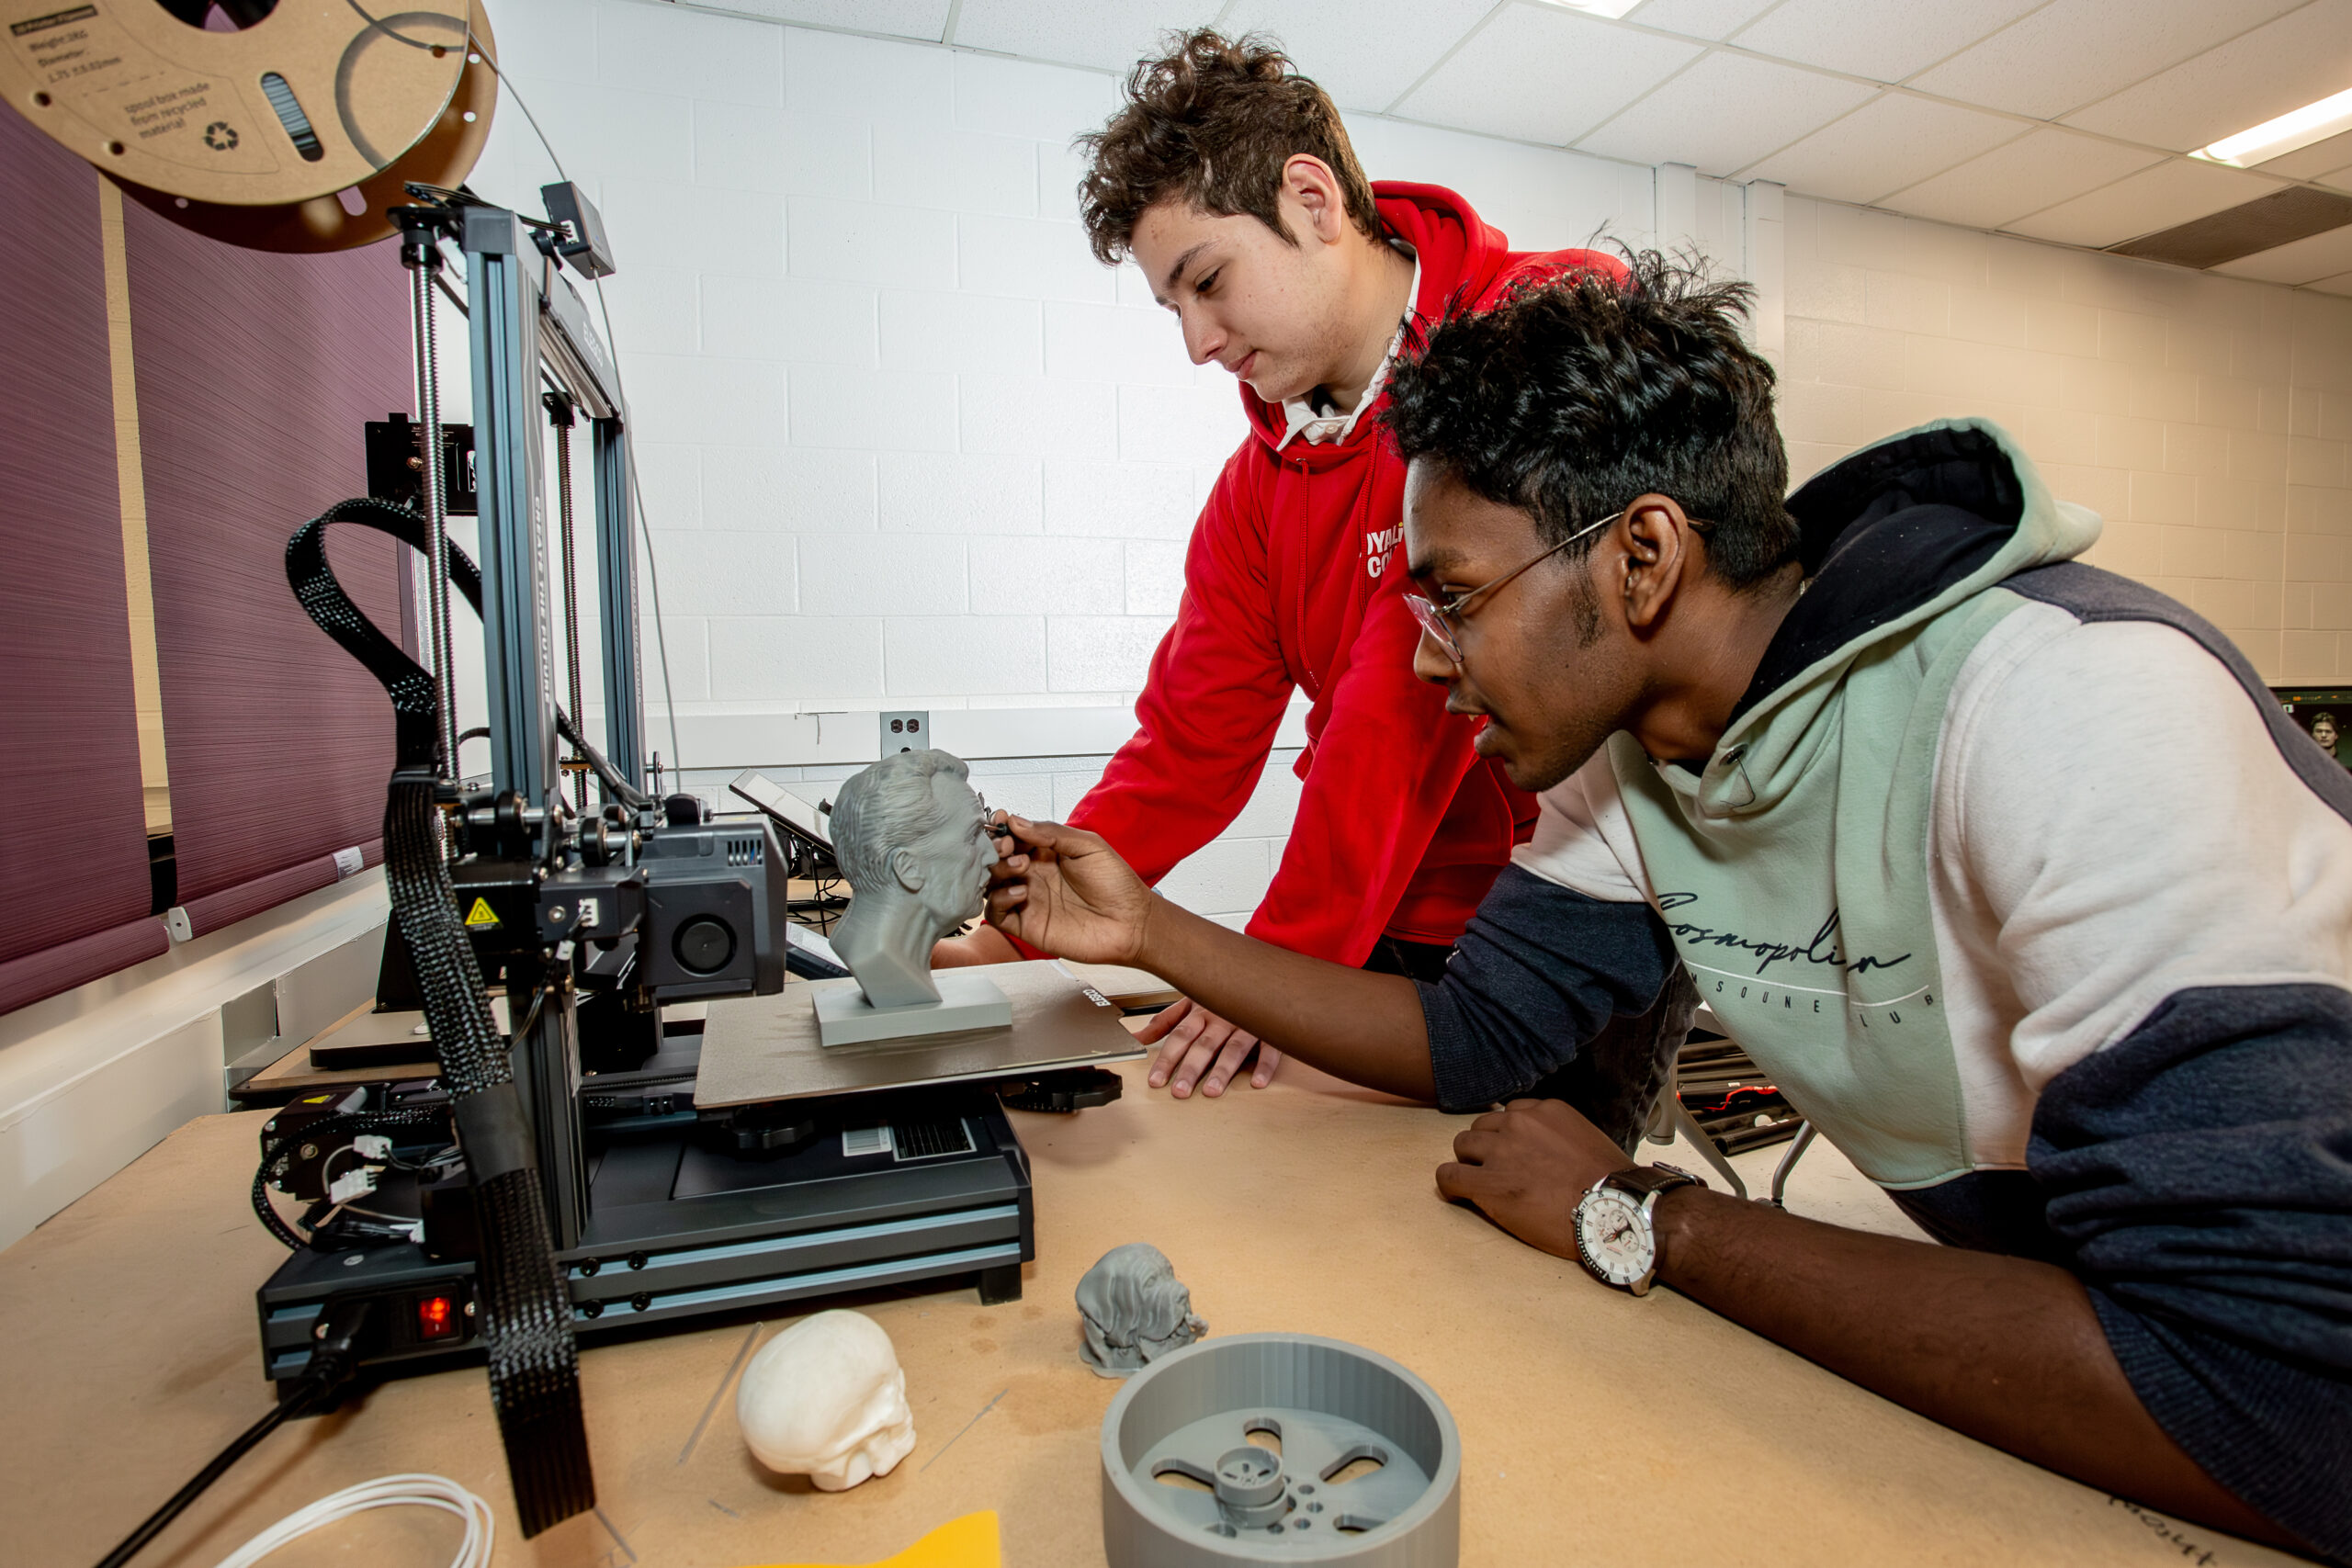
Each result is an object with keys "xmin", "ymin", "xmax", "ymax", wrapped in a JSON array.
[
  {"xmin": 2030, "ymin": 983, "xmax": 2352, "ymax": 1562},
  {"xmin": 1419, "ymin": 864, "xmax": 1679, "ymax": 1114}
]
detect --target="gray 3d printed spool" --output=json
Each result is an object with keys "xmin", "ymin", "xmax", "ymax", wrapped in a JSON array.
[{"xmin": 1100, "ymin": 1333, "xmax": 1461, "ymax": 1566}]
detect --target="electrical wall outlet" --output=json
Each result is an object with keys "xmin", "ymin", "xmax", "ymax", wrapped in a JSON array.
[{"xmin": 879, "ymin": 711, "xmax": 930, "ymax": 755}]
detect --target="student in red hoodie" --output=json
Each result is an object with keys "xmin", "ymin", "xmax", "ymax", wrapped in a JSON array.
[{"xmin": 940, "ymin": 30, "xmax": 1663, "ymax": 1112}]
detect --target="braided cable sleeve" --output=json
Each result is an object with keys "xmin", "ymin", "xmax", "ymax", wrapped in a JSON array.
[
  {"xmin": 288, "ymin": 498, "xmax": 594, "ymax": 1535},
  {"xmin": 382, "ymin": 773, "xmax": 593, "ymax": 1536},
  {"xmin": 253, "ymin": 1162, "xmax": 309, "ymax": 1249},
  {"xmin": 471, "ymin": 1168, "xmax": 594, "ymax": 1531},
  {"xmin": 381, "ymin": 776, "xmax": 508, "ymax": 1096}
]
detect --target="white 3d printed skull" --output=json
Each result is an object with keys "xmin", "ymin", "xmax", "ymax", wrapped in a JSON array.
[{"xmin": 736, "ymin": 1310, "xmax": 917, "ymax": 1490}]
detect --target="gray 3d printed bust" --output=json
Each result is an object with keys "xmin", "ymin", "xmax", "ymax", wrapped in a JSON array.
[
  {"xmin": 1077, "ymin": 1242, "xmax": 1207, "ymax": 1377},
  {"xmin": 818, "ymin": 748, "xmax": 1011, "ymax": 1044}
]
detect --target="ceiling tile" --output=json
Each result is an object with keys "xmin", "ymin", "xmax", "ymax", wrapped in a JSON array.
[
  {"xmin": 1219, "ymin": 0, "xmax": 1496, "ymax": 112},
  {"xmin": 1617, "ymin": 0, "xmax": 1779, "ymax": 41},
  {"xmin": 2307, "ymin": 270, "xmax": 2352, "ymax": 296},
  {"xmin": 2213, "ymin": 223, "xmax": 2352, "ymax": 286},
  {"xmin": 1725, "ymin": 0, "xmax": 2042, "ymax": 85},
  {"xmin": 1739, "ymin": 92, "xmax": 2027, "ymax": 203},
  {"xmin": 1907, "ymin": 0, "xmax": 2304, "ymax": 121},
  {"xmin": 1879, "ymin": 126, "xmax": 2164, "ymax": 231},
  {"xmin": 950, "ymin": 0, "xmax": 1224, "ymax": 74},
  {"xmin": 2005, "ymin": 158, "xmax": 2287, "ymax": 249},
  {"xmin": 1394, "ymin": 5, "xmax": 1702, "ymax": 147},
  {"xmin": 701, "ymin": 0, "xmax": 953, "ymax": 39},
  {"xmin": 2256, "ymin": 128, "xmax": 2352, "ymax": 183},
  {"xmin": 2324, "ymin": 165, "xmax": 2352, "ymax": 195},
  {"xmin": 1573, "ymin": 48, "xmax": 1876, "ymax": 175},
  {"xmin": 2062, "ymin": 0, "xmax": 2352, "ymax": 154}
]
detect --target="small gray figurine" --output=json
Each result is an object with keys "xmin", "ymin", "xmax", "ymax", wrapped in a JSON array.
[{"xmin": 1077, "ymin": 1243, "xmax": 1206, "ymax": 1377}]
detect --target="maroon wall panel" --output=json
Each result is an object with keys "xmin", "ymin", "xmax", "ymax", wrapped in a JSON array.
[
  {"xmin": 123, "ymin": 202, "xmax": 411, "ymax": 910},
  {"xmin": 0, "ymin": 107, "xmax": 164, "ymax": 1005}
]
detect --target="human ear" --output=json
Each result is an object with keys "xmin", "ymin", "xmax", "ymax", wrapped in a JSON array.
[
  {"xmin": 1619, "ymin": 497, "xmax": 1691, "ymax": 633},
  {"xmin": 888, "ymin": 845, "xmax": 925, "ymax": 894},
  {"xmin": 1281, "ymin": 154, "xmax": 1347, "ymax": 244}
]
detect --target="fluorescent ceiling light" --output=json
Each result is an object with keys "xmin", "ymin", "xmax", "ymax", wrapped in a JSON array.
[
  {"xmin": 1528, "ymin": 0, "xmax": 1647, "ymax": 18},
  {"xmin": 2194, "ymin": 85, "xmax": 2352, "ymax": 168}
]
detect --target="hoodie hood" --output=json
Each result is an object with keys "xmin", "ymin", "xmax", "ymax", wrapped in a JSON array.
[
  {"xmin": 1702, "ymin": 419, "xmax": 2100, "ymax": 807},
  {"xmin": 1237, "ymin": 182, "xmax": 1512, "ymax": 469},
  {"xmin": 1597, "ymin": 420, "xmax": 2100, "ymax": 1183}
]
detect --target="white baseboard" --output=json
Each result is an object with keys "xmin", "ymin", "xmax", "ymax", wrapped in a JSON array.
[
  {"xmin": 0, "ymin": 871, "xmax": 390, "ymax": 1251},
  {"xmin": 0, "ymin": 1013, "xmax": 221, "ymax": 1252}
]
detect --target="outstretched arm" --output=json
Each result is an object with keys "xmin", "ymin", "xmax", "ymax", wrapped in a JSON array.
[
  {"xmin": 1441, "ymin": 1100, "xmax": 2303, "ymax": 1551},
  {"xmin": 986, "ymin": 816, "xmax": 1435, "ymax": 1100}
]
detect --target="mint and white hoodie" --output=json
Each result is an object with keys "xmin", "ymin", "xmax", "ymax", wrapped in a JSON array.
[{"xmin": 1416, "ymin": 421, "xmax": 2352, "ymax": 1560}]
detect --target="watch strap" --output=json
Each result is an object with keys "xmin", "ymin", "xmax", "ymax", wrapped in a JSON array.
[{"xmin": 1605, "ymin": 1163, "xmax": 1705, "ymax": 1200}]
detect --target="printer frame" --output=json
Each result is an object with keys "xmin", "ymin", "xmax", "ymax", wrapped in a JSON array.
[{"xmin": 256, "ymin": 194, "xmax": 1035, "ymax": 1390}]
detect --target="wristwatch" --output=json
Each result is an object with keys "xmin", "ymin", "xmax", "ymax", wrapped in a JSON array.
[{"xmin": 1574, "ymin": 1164, "xmax": 1705, "ymax": 1296}]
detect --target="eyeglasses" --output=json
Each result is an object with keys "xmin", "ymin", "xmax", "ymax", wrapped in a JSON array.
[{"xmin": 1407, "ymin": 506, "xmax": 1627, "ymax": 665}]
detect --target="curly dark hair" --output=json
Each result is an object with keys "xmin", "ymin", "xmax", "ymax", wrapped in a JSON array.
[
  {"xmin": 1075, "ymin": 29, "xmax": 1382, "ymax": 267},
  {"xmin": 1383, "ymin": 251, "xmax": 1799, "ymax": 591}
]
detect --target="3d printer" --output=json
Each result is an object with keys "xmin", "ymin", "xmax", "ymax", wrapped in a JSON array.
[{"xmin": 253, "ymin": 181, "xmax": 1139, "ymax": 1536}]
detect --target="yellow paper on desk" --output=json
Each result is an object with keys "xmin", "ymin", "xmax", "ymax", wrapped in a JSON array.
[{"xmin": 746, "ymin": 1509, "xmax": 1001, "ymax": 1568}]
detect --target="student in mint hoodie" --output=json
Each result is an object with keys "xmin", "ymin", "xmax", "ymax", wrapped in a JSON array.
[{"xmin": 979, "ymin": 254, "xmax": 2351, "ymax": 1559}]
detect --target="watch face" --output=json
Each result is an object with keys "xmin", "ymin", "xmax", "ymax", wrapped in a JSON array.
[{"xmin": 1576, "ymin": 1188, "xmax": 1654, "ymax": 1287}]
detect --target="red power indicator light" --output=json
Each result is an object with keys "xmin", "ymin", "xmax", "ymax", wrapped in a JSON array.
[{"xmin": 416, "ymin": 1293, "xmax": 458, "ymax": 1340}]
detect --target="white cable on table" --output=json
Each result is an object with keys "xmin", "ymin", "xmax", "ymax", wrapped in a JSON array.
[{"xmin": 210, "ymin": 1473, "xmax": 494, "ymax": 1568}]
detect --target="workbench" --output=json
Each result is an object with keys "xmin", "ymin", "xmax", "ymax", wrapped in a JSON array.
[{"xmin": 0, "ymin": 1059, "xmax": 2296, "ymax": 1568}]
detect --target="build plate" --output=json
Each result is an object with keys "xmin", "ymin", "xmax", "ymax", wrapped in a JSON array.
[{"xmin": 696, "ymin": 959, "xmax": 1147, "ymax": 1105}]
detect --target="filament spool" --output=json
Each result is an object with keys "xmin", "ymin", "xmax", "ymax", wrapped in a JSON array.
[{"xmin": 2, "ymin": 0, "xmax": 496, "ymax": 252}]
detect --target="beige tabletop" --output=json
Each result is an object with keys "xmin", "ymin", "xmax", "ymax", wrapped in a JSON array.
[{"xmin": 0, "ymin": 1058, "xmax": 2296, "ymax": 1568}]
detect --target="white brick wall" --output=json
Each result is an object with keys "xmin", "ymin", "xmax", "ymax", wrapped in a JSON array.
[
  {"xmin": 466, "ymin": 0, "xmax": 2352, "ymax": 925},
  {"xmin": 470, "ymin": 15, "xmax": 1647, "ymax": 640},
  {"xmin": 466, "ymin": 0, "xmax": 1653, "ymax": 918},
  {"xmin": 1777, "ymin": 197, "xmax": 2352, "ymax": 684}
]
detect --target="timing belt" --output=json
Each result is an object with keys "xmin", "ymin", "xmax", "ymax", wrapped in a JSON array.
[{"xmin": 286, "ymin": 496, "xmax": 594, "ymax": 1536}]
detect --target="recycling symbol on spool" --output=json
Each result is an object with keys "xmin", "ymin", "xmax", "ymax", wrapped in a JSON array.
[{"xmin": 203, "ymin": 121, "xmax": 239, "ymax": 151}]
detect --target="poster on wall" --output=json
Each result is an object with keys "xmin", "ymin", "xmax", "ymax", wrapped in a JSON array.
[{"xmin": 2272, "ymin": 687, "xmax": 2352, "ymax": 768}]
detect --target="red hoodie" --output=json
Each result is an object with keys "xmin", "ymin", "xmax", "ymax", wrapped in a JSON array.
[{"xmin": 1064, "ymin": 184, "xmax": 1626, "ymax": 966}]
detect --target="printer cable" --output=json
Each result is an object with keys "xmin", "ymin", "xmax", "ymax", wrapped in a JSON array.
[{"xmin": 91, "ymin": 1298, "xmax": 375, "ymax": 1568}]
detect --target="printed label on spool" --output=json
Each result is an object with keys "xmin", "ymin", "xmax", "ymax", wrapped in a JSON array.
[
  {"xmin": 10, "ymin": 6, "xmax": 97, "ymax": 39},
  {"xmin": 7, "ymin": 6, "xmax": 121, "ymax": 93}
]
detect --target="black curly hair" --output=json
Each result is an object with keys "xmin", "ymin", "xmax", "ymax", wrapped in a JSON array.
[
  {"xmin": 1076, "ymin": 29, "xmax": 1382, "ymax": 266},
  {"xmin": 1383, "ymin": 251, "xmax": 1799, "ymax": 591}
]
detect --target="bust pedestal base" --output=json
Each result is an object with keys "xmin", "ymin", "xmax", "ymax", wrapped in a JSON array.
[{"xmin": 812, "ymin": 970, "xmax": 1014, "ymax": 1046}]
